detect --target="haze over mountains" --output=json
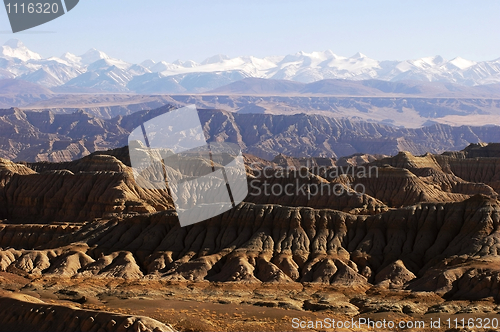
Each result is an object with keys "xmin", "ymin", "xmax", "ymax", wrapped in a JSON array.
[{"xmin": 2, "ymin": 39, "xmax": 500, "ymax": 93}]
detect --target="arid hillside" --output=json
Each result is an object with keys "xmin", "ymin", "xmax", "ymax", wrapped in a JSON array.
[
  {"xmin": 0, "ymin": 106, "xmax": 499, "ymax": 162},
  {"xmin": 0, "ymin": 144, "xmax": 499, "ymax": 331}
]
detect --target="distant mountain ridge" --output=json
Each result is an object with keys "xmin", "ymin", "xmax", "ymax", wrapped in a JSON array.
[
  {"xmin": 0, "ymin": 106, "xmax": 498, "ymax": 162},
  {"xmin": 1, "ymin": 39, "xmax": 500, "ymax": 94},
  {"xmin": 12, "ymin": 92, "xmax": 500, "ymax": 128},
  {"xmin": 209, "ymin": 77, "xmax": 500, "ymax": 98}
]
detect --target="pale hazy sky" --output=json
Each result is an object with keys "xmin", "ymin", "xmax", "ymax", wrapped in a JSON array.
[{"xmin": 1, "ymin": 0, "xmax": 499, "ymax": 63}]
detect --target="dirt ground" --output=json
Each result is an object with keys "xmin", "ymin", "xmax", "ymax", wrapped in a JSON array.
[{"xmin": 1, "ymin": 272, "xmax": 499, "ymax": 332}]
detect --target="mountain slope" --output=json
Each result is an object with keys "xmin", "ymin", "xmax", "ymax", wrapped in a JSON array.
[
  {"xmin": 0, "ymin": 144, "xmax": 499, "ymax": 330},
  {"xmin": 210, "ymin": 77, "xmax": 500, "ymax": 98},
  {"xmin": 0, "ymin": 79, "xmax": 54, "ymax": 109},
  {"xmin": 0, "ymin": 144, "xmax": 498, "ymax": 299},
  {"xmin": 0, "ymin": 106, "xmax": 499, "ymax": 162}
]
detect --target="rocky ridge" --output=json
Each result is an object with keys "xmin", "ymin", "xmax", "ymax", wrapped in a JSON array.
[
  {"xmin": 0, "ymin": 106, "xmax": 499, "ymax": 163},
  {"xmin": 0, "ymin": 291, "xmax": 176, "ymax": 332},
  {"xmin": 0, "ymin": 153, "xmax": 172, "ymax": 222},
  {"xmin": 0, "ymin": 144, "xmax": 498, "ymax": 301},
  {"xmin": 0, "ymin": 143, "xmax": 499, "ymax": 332}
]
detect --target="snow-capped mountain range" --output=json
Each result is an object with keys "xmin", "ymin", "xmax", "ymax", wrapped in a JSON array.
[{"xmin": 1, "ymin": 39, "xmax": 499, "ymax": 94}]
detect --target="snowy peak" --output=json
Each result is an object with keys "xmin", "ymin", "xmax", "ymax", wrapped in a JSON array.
[
  {"xmin": 79, "ymin": 48, "xmax": 110, "ymax": 65},
  {"xmin": 150, "ymin": 61, "xmax": 181, "ymax": 73},
  {"xmin": 323, "ymin": 50, "xmax": 340, "ymax": 59},
  {"xmin": 87, "ymin": 58, "xmax": 130, "ymax": 71},
  {"xmin": 140, "ymin": 59, "xmax": 156, "ymax": 69},
  {"xmin": 172, "ymin": 59, "xmax": 199, "ymax": 68},
  {"xmin": 415, "ymin": 55, "xmax": 447, "ymax": 68},
  {"xmin": 1, "ymin": 39, "xmax": 41, "ymax": 61},
  {"xmin": 60, "ymin": 52, "xmax": 82, "ymax": 66},
  {"xmin": 182, "ymin": 60, "xmax": 198, "ymax": 68},
  {"xmin": 350, "ymin": 52, "xmax": 367, "ymax": 59},
  {"xmin": 0, "ymin": 39, "xmax": 499, "ymax": 92},
  {"xmin": 433, "ymin": 55, "xmax": 445, "ymax": 64},
  {"xmin": 448, "ymin": 56, "xmax": 476, "ymax": 69},
  {"xmin": 201, "ymin": 54, "xmax": 230, "ymax": 65},
  {"xmin": 4, "ymin": 39, "xmax": 24, "ymax": 48}
]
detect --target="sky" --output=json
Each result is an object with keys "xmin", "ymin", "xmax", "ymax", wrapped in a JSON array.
[{"xmin": 1, "ymin": 0, "xmax": 499, "ymax": 63}]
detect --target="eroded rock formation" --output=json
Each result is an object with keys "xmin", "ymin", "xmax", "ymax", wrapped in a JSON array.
[
  {"xmin": 0, "ymin": 154, "xmax": 173, "ymax": 222},
  {"xmin": 0, "ymin": 195, "xmax": 498, "ymax": 300},
  {"xmin": 0, "ymin": 291, "xmax": 176, "ymax": 332},
  {"xmin": 0, "ymin": 143, "xmax": 499, "ymax": 331},
  {"xmin": 1, "ymin": 106, "xmax": 499, "ymax": 162}
]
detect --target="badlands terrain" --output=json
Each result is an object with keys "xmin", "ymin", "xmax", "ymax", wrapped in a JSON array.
[
  {"xmin": 0, "ymin": 140, "xmax": 499, "ymax": 331},
  {"xmin": 1, "ymin": 36, "xmax": 500, "ymax": 332},
  {"xmin": 0, "ymin": 105, "xmax": 499, "ymax": 163}
]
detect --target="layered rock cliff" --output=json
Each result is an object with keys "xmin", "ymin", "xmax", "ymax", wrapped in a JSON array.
[
  {"xmin": 0, "ymin": 196, "xmax": 498, "ymax": 301},
  {"xmin": 0, "ymin": 291, "xmax": 176, "ymax": 332},
  {"xmin": 0, "ymin": 144, "xmax": 498, "ymax": 302},
  {"xmin": 1, "ymin": 107, "xmax": 499, "ymax": 162},
  {"xmin": 0, "ymin": 153, "xmax": 173, "ymax": 222}
]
